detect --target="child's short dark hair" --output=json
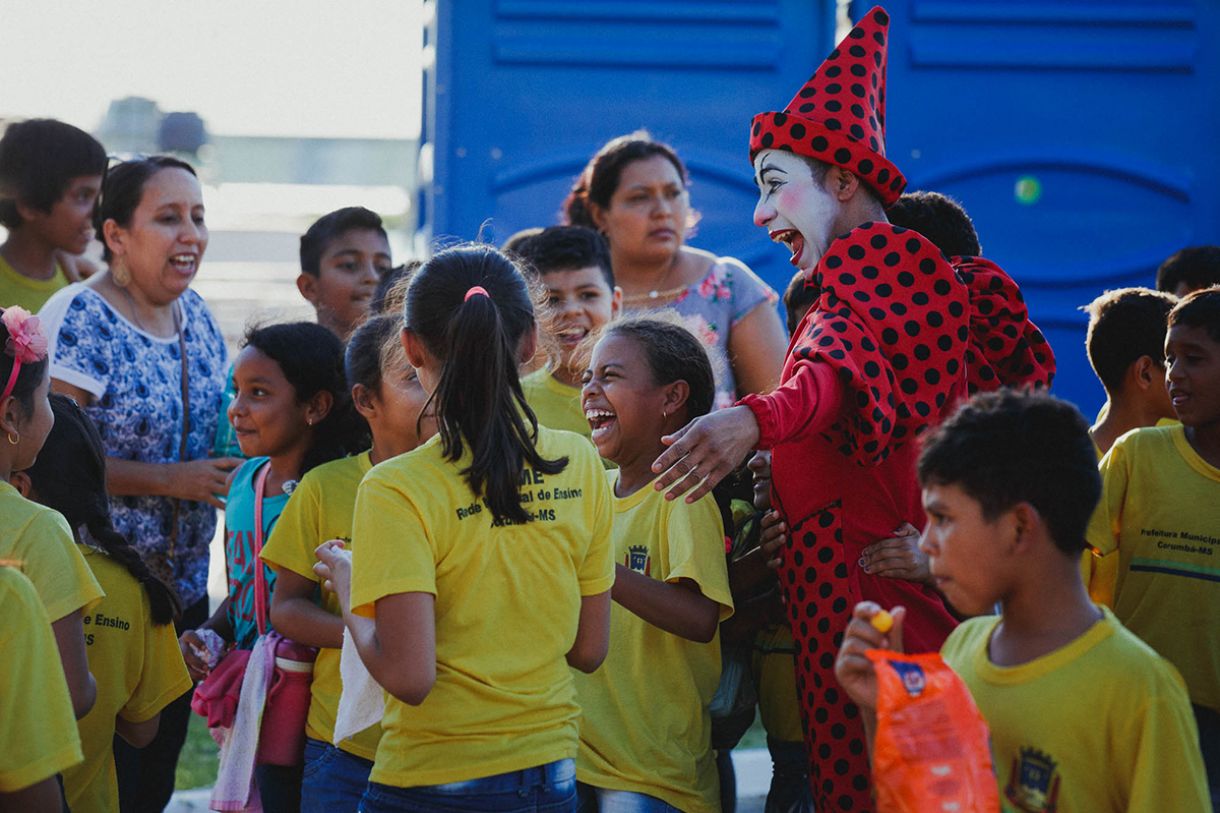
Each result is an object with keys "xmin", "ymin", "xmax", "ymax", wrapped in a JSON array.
[
  {"xmin": 917, "ymin": 390, "xmax": 1101, "ymax": 555},
  {"xmin": 0, "ymin": 119, "xmax": 107, "ymax": 229},
  {"xmin": 299, "ymin": 207, "xmax": 387, "ymax": 277},
  {"xmin": 605, "ymin": 317, "xmax": 715, "ymax": 420},
  {"xmin": 782, "ymin": 270, "xmax": 819, "ymax": 336},
  {"xmin": 1083, "ymin": 287, "xmax": 1177, "ymax": 394},
  {"xmin": 511, "ymin": 226, "xmax": 614, "ymax": 289},
  {"xmin": 345, "ymin": 314, "xmax": 399, "ymax": 394},
  {"xmin": 1156, "ymin": 246, "xmax": 1220, "ymax": 295},
  {"xmin": 886, "ymin": 190, "xmax": 981, "ymax": 258},
  {"xmin": 371, "ymin": 260, "xmax": 420, "ymax": 315},
  {"xmin": 1168, "ymin": 286, "xmax": 1220, "ymax": 344}
]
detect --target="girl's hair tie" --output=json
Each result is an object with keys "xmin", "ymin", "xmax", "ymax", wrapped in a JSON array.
[
  {"xmin": 464, "ymin": 285, "xmax": 490, "ymax": 302},
  {"xmin": 1, "ymin": 307, "xmax": 49, "ymax": 404}
]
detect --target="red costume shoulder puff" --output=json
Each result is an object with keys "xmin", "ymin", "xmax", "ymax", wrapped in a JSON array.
[{"xmin": 951, "ymin": 255, "xmax": 1056, "ymax": 393}]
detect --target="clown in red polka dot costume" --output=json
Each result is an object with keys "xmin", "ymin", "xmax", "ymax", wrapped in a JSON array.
[{"xmin": 651, "ymin": 7, "xmax": 1054, "ymax": 811}]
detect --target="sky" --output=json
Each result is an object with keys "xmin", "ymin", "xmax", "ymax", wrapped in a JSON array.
[{"xmin": 0, "ymin": 0, "xmax": 424, "ymax": 139}]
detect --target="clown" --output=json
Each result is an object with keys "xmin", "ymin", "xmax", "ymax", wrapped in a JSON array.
[{"xmin": 652, "ymin": 7, "xmax": 1053, "ymax": 810}]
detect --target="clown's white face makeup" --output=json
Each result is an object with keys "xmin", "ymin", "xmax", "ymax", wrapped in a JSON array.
[{"xmin": 752, "ymin": 150, "xmax": 839, "ymax": 272}]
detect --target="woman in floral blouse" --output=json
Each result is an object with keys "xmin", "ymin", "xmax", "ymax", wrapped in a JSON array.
[{"xmin": 565, "ymin": 131, "xmax": 786, "ymax": 408}]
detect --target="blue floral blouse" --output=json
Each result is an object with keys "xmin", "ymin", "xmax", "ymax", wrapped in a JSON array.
[{"xmin": 42, "ymin": 284, "xmax": 227, "ymax": 607}]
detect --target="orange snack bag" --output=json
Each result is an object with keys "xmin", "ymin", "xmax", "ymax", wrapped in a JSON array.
[{"xmin": 865, "ymin": 650, "xmax": 1000, "ymax": 813}]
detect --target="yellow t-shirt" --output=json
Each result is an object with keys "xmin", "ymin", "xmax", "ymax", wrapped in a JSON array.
[
  {"xmin": 64, "ymin": 545, "xmax": 192, "ymax": 813},
  {"xmin": 0, "ymin": 253, "xmax": 70, "ymax": 313},
  {"xmin": 941, "ymin": 608, "xmax": 1209, "ymax": 812},
  {"xmin": 574, "ymin": 473, "xmax": 733, "ymax": 813},
  {"xmin": 259, "ymin": 451, "xmax": 382, "ymax": 760},
  {"xmin": 350, "ymin": 428, "xmax": 616, "ymax": 788},
  {"xmin": 1085, "ymin": 423, "xmax": 1220, "ymax": 712},
  {"xmin": 0, "ymin": 566, "xmax": 83, "ymax": 792},
  {"xmin": 0, "ymin": 482, "xmax": 104, "ymax": 621},
  {"xmin": 522, "ymin": 368, "xmax": 589, "ymax": 438}
]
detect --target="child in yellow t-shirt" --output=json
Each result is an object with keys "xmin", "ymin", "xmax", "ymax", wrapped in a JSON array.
[
  {"xmin": 1088, "ymin": 288, "xmax": 1220, "ymax": 803},
  {"xmin": 314, "ymin": 245, "xmax": 615, "ymax": 811},
  {"xmin": 13, "ymin": 394, "xmax": 191, "ymax": 813},
  {"xmin": 836, "ymin": 390, "xmax": 1211, "ymax": 811},
  {"xmin": 514, "ymin": 226, "xmax": 622, "ymax": 441},
  {"xmin": 0, "ymin": 119, "xmax": 106, "ymax": 312},
  {"xmin": 1082, "ymin": 287, "xmax": 1178, "ymax": 457},
  {"xmin": 0, "ymin": 306, "xmax": 103, "ymax": 724},
  {"xmin": 261, "ymin": 315, "xmax": 436, "ymax": 811},
  {"xmin": 0, "ymin": 565, "xmax": 83, "ymax": 811},
  {"xmin": 577, "ymin": 317, "xmax": 734, "ymax": 813}
]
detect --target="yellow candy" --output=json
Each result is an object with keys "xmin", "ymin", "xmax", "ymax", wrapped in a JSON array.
[{"xmin": 871, "ymin": 609, "xmax": 894, "ymax": 634}]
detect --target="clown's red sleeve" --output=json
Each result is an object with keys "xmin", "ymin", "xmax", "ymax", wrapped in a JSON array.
[{"xmin": 739, "ymin": 360, "xmax": 843, "ymax": 449}]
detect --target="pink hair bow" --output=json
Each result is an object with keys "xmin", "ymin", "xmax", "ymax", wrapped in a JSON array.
[{"xmin": 2, "ymin": 307, "xmax": 48, "ymax": 364}]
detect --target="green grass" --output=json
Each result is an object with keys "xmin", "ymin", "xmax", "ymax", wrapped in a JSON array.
[{"xmin": 175, "ymin": 714, "xmax": 220, "ymax": 790}]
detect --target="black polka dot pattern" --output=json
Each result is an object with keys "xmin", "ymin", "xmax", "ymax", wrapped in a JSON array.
[
  {"xmin": 749, "ymin": 6, "xmax": 906, "ymax": 206},
  {"xmin": 952, "ymin": 257, "xmax": 1056, "ymax": 393},
  {"xmin": 792, "ymin": 223, "xmax": 969, "ymax": 467}
]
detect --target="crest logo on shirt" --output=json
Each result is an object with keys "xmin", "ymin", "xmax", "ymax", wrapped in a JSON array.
[
  {"xmin": 625, "ymin": 545, "xmax": 651, "ymax": 576},
  {"xmin": 1005, "ymin": 747, "xmax": 1060, "ymax": 812}
]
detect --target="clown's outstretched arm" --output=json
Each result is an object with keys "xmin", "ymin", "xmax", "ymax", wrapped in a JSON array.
[{"xmin": 652, "ymin": 359, "xmax": 842, "ymax": 502}]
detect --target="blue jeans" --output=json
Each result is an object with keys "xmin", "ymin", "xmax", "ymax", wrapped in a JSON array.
[
  {"xmin": 360, "ymin": 759, "xmax": 576, "ymax": 812},
  {"xmin": 302, "ymin": 737, "xmax": 374, "ymax": 813},
  {"xmin": 575, "ymin": 783, "xmax": 682, "ymax": 813}
]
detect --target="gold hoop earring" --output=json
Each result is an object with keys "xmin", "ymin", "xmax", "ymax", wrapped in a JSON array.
[
  {"xmin": 6, "ymin": 431, "xmax": 18, "ymax": 446},
  {"xmin": 111, "ymin": 256, "xmax": 131, "ymax": 287}
]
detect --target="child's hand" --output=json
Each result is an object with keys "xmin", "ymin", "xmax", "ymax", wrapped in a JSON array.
[
  {"xmin": 834, "ymin": 602, "xmax": 907, "ymax": 713},
  {"xmin": 314, "ymin": 539, "xmax": 353, "ymax": 612},
  {"xmin": 759, "ymin": 510, "xmax": 787, "ymax": 569},
  {"xmin": 859, "ymin": 523, "xmax": 929, "ymax": 583},
  {"xmin": 179, "ymin": 630, "xmax": 213, "ymax": 682}
]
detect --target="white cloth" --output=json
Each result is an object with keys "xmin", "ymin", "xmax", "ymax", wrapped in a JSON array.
[
  {"xmin": 210, "ymin": 634, "xmax": 275, "ymax": 812},
  {"xmin": 333, "ymin": 626, "xmax": 384, "ymax": 745}
]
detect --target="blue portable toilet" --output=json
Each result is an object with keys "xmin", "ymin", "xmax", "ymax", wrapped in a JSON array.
[
  {"xmin": 419, "ymin": 0, "xmax": 836, "ymax": 304},
  {"xmin": 862, "ymin": 0, "xmax": 1220, "ymax": 413}
]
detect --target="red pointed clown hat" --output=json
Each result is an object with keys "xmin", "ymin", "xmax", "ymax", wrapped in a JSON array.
[{"xmin": 750, "ymin": 6, "xmax": 905, "ymax": 206}]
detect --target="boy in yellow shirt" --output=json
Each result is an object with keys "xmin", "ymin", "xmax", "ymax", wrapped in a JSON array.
[
  {"xmin": 1082, "ymin": 287, "xmax": 1179, "ymax": 457},
  {"xmin": 515, "ymin": 226, "xmax": 621, "ymax": 441},
  {"xmin": 1088, "ymin": 288, "xmax": 1220, "ymax": 805},
  {"xmin": 836, "ymin": 390, "xmax": 1210, "ymax": 811},
  {"xmin": 0, "ymin": 119, "xmax": 106, "ymax": 311}
]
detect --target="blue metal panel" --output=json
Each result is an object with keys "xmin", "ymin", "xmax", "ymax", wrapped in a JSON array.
[
  {"xmin": 421, "ymin": 0, "xmax": 836, "ymax": 299},
  {"xmin": 854, "ymin": 0, "xmax": 1220, "ymax": 413}
]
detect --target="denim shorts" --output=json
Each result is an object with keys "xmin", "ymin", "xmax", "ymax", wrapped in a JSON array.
[
  {"xmin": 360, "ymin": 758, "xmax": 577, "ymax": 812},
  {"xmin": 302, "ymin": 737, "xmax": 375, "ymax": 813},
  {"xmin": 575, "ymin": 783, "xmax": 682, "ymax": 813}
]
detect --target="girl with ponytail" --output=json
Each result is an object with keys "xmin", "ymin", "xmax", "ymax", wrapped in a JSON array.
[
  {"xmin": 17, "ymin": 393, "xmax": 193, "ymax": 813},
  {"xmin": 315, "ymin": 244, "xmax": 616, "ymax": 812}
]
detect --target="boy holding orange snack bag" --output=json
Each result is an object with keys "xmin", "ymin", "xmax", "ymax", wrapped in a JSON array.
[{"xmin": 836, "ymin": 390, "xmax": 1210, "ymax": 811}]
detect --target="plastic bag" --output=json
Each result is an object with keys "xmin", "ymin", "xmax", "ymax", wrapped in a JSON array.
[{"xmin": 866, "ymin": 650, "xmax": 1000, "ymax": 813}]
